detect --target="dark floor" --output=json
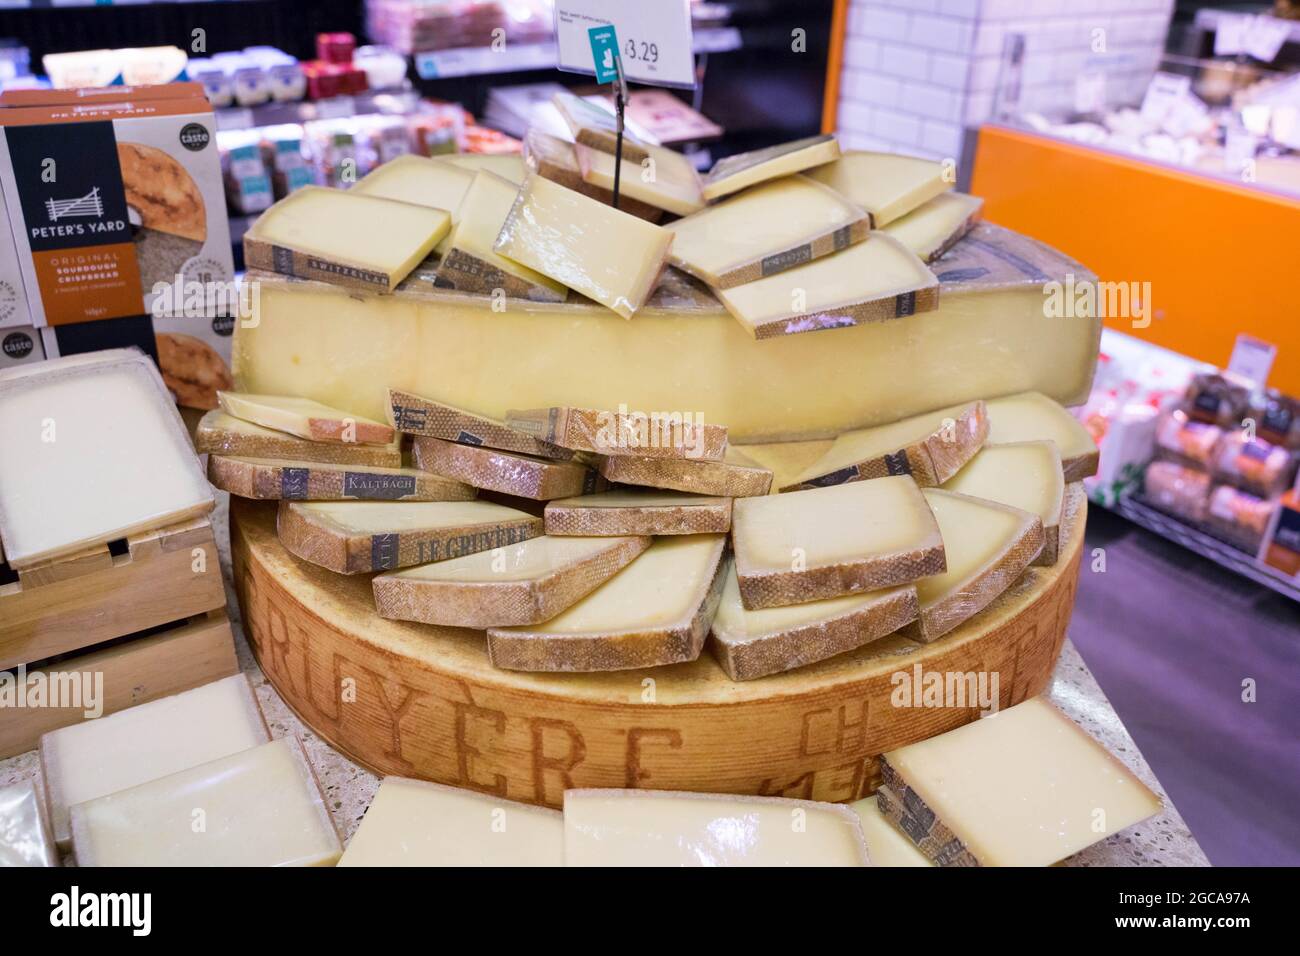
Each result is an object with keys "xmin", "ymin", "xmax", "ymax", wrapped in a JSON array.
[{"xmin": 1075, "ymin": 508, "xmax": 1300, "ymax": 866}]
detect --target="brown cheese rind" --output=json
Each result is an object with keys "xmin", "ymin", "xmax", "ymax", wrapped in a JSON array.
[
  {"xmin": 505, "ymin": 406, "xmax": 729, "ymax": 461},
  {"xmin": 596, "ymin": 452, "xmax": 772, "ymax": 498},
  {"xmin": 433, "ymin": 246, "xmax": 568, "ymax": 303},
  {"xmin": 875, "ymin": 772, "xmax": 980, "ymax": 867},
  {"xmin": 413, "ymin": 435, "xmax": 605, "ymax": 500},
  {"xmin": 686, "ymin": 217, "xmax": 872, "ymax": 290},
  {"xmin": 544, "ymin": 497, "xmax": 732, "ymax": 536},
  {"xmin": 1062, "ymin": 450, "xmax": 1101, "ymax": 483},
  {"xmin": 736, "ymin": 540, "xmax": 945, "ymax": 611},
  {"xmin": 523, "ymin": 129, "xmax": 663, "ymax": 223},
  {"xmin": 195, "ymin": 410, "xmax": 403, "ymax": 468},
  {"xmin": 387, "ymin": 388, "xmax": 573, "ymax": 459},
  {"xmin": 208, "ymin": 456, "xmax": 475, "ymax": 502},
  {"xmin": 746, "ymin": 284, "xmax": 941, "ymax": 341}
]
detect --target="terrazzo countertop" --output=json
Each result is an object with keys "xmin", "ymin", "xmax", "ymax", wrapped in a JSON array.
[{"xmin": 0, "ymin": 494, "xmax": 1210, "ymax": 866}]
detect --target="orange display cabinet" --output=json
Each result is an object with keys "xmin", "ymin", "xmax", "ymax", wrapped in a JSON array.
[{"xmin": 971, "ymin": 124, "xmax": 1300, "ymax": 396}]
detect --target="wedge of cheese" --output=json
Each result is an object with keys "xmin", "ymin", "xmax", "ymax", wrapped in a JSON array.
[
  {"xmin": 486, "ymin": 534, "xmax": 727, "ymax": 672},
  {"xmin": 523, "ymin": 128, "xmax": 663, "ymax": 222},
  {"xmin": 352, "ymin": 154, "xmax": 473, "ymax": 256},
  {"xmin": 597, "ymin": 447, "xmax": 773, "ymax": 497},
  {"xmin": 805, "ymin": 151, "xmax": 952, "ymax": 227},
  {"xmin": 208, "ymin": 456, "xmax": 475, "ymax": 502},
  {"xmin": 0, "ymin": 781, "xmax": 57, "ymax": 867},
  {"xmin": 278, "ymin": 499, "xmax": 541, "ymax": 574},
  {"xmin": 495, "ymin": 172, "xmax": 674, "ymax": 319},
  {"xmin": 218, "ymin": 391, "xmax": 394, "ymax": 445},
  {"xmin": 850, "ymin": 795, "xmax": 934, "ymax": 867},
  {"xmin": 906, "ymin": 489, "xmax": 1043, "ymax": 642},
  {"xmin": 882, "ymin": 191, "xmax": 983, "ymax": 262},
  {"xmin": 943, "ymin": 441, "xmax": 1065, "ymax": 565},
  {"xmin": 338, "ymin": 777, "xmax": 563, "ymax": 867},
  {"xmin": 441, "ymin": 153, "xmax": 527, "ymax": 184},
  {"xmin": 733, "ymin": 439, "xmax": 833, "ymax": 490},
  {"xmin": 69, "ymin": 737, "xmax": 341, "ymax": 867},
  {"xmin": 505, "ymin": 404, "xmax": 727, "ymax": 461},
  {"xmin": 413, "ymin": 435, "xmax": 603, "ymax": 500},
  {"xmin": 552, "ymin": 91, "xmax": 651, "ymax": 163},
  {"xmin": 544, "ymin": 489, "xmax": 731, "ymax": 536},
  {"xmin": 244, "ymin": 185, "xmax": 449, "ymax": 292},
  {"xmin": 435, "ymin": 170, "xmax": 567, "ymax": 302},
  {"xmin": 879, "ymin": 696, "xmax": 1162, "ymax": 866},
  {"xmin": 573, "ymin": 141, "xmax": 705, "ymax": 217},
  {"xmin": 563, "ymin": 789, "xmax": 870, "ymax": 866},
  {"xmin": 984, "ymin": 392, "xmax": 1100, "ymax": 481},
  {"xmin": 715, "ymin": 233, "xmax": 939, "ymax": 339},
  {"xmin": 387, "ymin": 388, "xmax": 572, "ymax": 460},
  {"xmin": 666, "ymin": 175, "xmax": 869, "ymax": 288},
  {"xmin": 732, "ymin": 477, "xmax": 944, "ymax": 609},
  {"xmin": 195, "ymin": 410, "xmax": 402, "ymax": 467},
  {"xmin": 710, "ymin": 560, "xmax": 917, "ymax": 680},
  {"xmin": 374, "ymin": 533, "xmax": 650, "ymax": 628},
  {"xmin": 40, "ymin": 674, "xmax": 269, "ymax": 849},
  {"xmin": 784, "ymin": 401, "xmax": 987, "ymax": 491},
  {"xmin": 701, "ymin": 133, "xmax": 842, "ymax": 201}
]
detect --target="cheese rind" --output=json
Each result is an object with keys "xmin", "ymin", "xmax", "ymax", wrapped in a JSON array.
[
  {"xmin": 544, "ymin": 490, "xmax": 732, "ymax": 536},
  {"xmin": 552, "ymin": 91, "xmax": 652, "ymax": 163},
  {"xmin": 984, "ymin": 392, "xmax": 1100, "ymax": 481},
  {"xmin": 882, "ymin": 191, "xmax": 983, "ymax": 261},
  {"xmin": 563, "ymin": 789, "xmax": 870, "ymax": 867},
  {"xmin": 505, "ymin": 404, "xmax": 728, "ymax": 461},
  {"xmin": 339, "ymin": 777, "xmax": 563, "ymax": 866},
  {"xmin": 732, "ymin": 477, "xmax": 945, "ymax": 609},
  {"xmin": 195, "ymin": 410, "xmax": 402, "ymax": 467},
  {"xmin": 69, "ymin": 737, "xmax": 342, "ymax": 867},
  {"xmin": 805, "ymin": 151, "xmax": 952, "ymax": 227},
  {"xmin": 0, "ymin": 782, "xmax": 57, "ymax": 867},
  {"xmin": 486, "ymin": 534, "xmax": 727, "ymax": 672},
  {"xmin": 849, "ymin": 795, "xmax": 935, "ymax": 867},
  {"xmin": 597, "ymin": 448, "xmax": 773, "ymax": 497},
  {"xmin": 701, "ymin": 133, "xmax": 842, "ymax": 201},
  {"xmin": 942, "ymin": 441, "xmax": 1065, "ymax": 565},
  {"xmin": 523, "ymin": 128, "xmax": 663, "ymax": 222},
  {"xmin": 413, "ymin": 435, "xmax": 604, "ymax": 500},
  {"xmin": 217, "ymin": 391, "xmax": 394, "ymax": 445},
  {"xmin": 573, "ymin": 141, "xmax": 705, "ymax": 216},
  {"xmin": 374, "ymin": 533, "xmax": 649, "ymax": 627},
  {"xmin": 387, "ymin": 388, "xmax": 572, "ymax": 459},
  {"xmin": 207, "ymin": 456, "xmax": 476, "ymax": 502}
]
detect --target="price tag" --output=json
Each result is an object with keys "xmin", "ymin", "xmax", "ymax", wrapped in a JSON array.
[
  {"xmin": 554, "ymin": 0, "xmax": 696, "ymax": 89},
  {"xmin": 1227, "ymin": 334, "xmax": 1276, "ymax": 388}
]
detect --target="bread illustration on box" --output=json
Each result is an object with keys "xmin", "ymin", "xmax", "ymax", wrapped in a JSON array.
[
  {"xmin": 117, "ymin": 143, "xmax": 207, "ymax": 291},
  {"xmin": 155, "ymin": 331, "xmax": 233, "ymax": 410}
]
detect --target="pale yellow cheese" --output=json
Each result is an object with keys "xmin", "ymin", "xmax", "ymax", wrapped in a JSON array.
[
  {"xmin": 942, "ymin": 441, "xmax": 1064, "ymax": 563},
  {"xmin": 700, "ymin": 133, "xmax": 842, "ymax": 201},
  {"xmin": 217, "ymin": 392, "xmax": 393, "ymax": 445},
  {"xmin": 294, "ymin": 499, "xmax": 527, "ymax": 534},
  {"xmin": 849, "ymin": 795, "xmax": 934, "ymax": 867},
  {"xmin": 441, "ymin": 153, "xmax": 527, "ymax": 184},
  {"xmin": 352, "ymin": 155, "xmax": 472, "ymax": 255},
  {"xmin": 883, "ymin": 696, "xmax": 1162, "ymax": 866},
  {"xmin": 552, "ymin": 91, "xmax": 652, "ymax": 163},
  {"xmin": 563, "ymin": 789, "xmax": 869, "ymax": 866},
  {"xmin": 195, "ymin": 410, "xmax": 402, "ymax": 467},
  {"xmin": 805, "ymin": 151, "xmax": 952, "ymax": 226},
  {"xmin": 0, "ymin": 782, "xmax": 57, "ymax": 867},
  {"xmin": 882, "ymin": 192, "xmax": 983, "ymax": 261},
  {"xmin": 494, "ymin": 172, "xmax": 673, "ymax": 318},
  {"xmin": 339, "ymin": 777, "xmax": 562, "ymax": 866},
  {"xmin": 984, "ymin": 392, "xmax": 1100, "ymax": 480},
  {"xmin": 573, "ymin": 141, "xmax": 704, "ymax": 216},
  {"xmin": 69, "ymin": 737, "xmax": 341, "ymax": 867}
]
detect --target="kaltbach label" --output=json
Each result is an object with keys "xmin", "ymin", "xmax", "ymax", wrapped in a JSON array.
[
  {"xmin": 894, "ymin": 291, "xmax": 918, "ymax": 317},
  {"xmin": 280, "ymin": 467, "xmax": 310, "ymax": 499},
  {"xmin": 345, "ymin": 472, "xmax": 416, "ymax": 500},
  {"xmin": 456, "ymin": 431, "xmax": 484, "ymax": 446}
]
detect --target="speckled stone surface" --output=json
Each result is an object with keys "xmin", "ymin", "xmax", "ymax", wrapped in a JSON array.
[{"xmin": 1, "ymin": 493, "xmax": 1208, "ymax": 866}]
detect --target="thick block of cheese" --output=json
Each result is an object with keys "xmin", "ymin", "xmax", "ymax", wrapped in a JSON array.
[
  {"xmin": 883, "ymin": 191, "xmax": 983, "ymax": 262},
  {"xmin": 208, "ymin": 456, "xmax": 475, "ymax": 502},
  {"xmin": 278, "ymin": 499, "xmax": 541, "ymax": 574},
  {"xmin": 232, "ymin": 223, "xmax": 1101, "ymax": 443},
  {"xmin": 523, "ymin": 128, "xmax": 663, "ymax": 222},
  {"xmin": 564, "ymin": 789, "xmax": 869, "ymax": 866},
  {"xmin": 906, "ymin": 490, "xmax": 1043, "ymax": 642},
  {"xmin": 339, "ymin": 777, "xmax": 563, "ymax": 866},
  {"xmin": 486, "ymin": 534, "xmax": 727, "ymax": 672},
  {"xmin": 805, "ymin": 151, "xmax": 952, "ymax": 227},
  {"xmin": 879, "ymin": 696, "xmax": 1162, "ymax": 866},
  {"xmin": 849, "ymin": 795, "xmax": 934, "ymax": 867},
  {"xmin": 495, "ymin": 173, "xmax": 674, "ymax": 319},
  {"xmin": 666, "ymin": 175, "xmax": 869, "ymax": 288},
  {"xmin": 701, "ymin": 133, "xmax": 842, "ymax": 201},
  {"xmin": 732, "ymin": 477, "xmax": 944, "ymax": 609},
  {"xmin": 435, "ymin": 170, "xmax": 567, "ymax": 302},
  {"xmin": 352, "ymin": 154, "xmax": 471, "ymax": 255},
  {"xmin": 598, "ymin": 448, "xmax": 773, "ymax": 498},
  {"xmin": 505, "ymin": 404, "xmax": 727, "ymax": 461},
  {"xmin": 552, "ymin": 91, "xmax": 651, "ymax": 164},
  {"xmin": 373, "ymin": 533, "xmax": 650, "ymax": 627},
  {"xmin": 0, "ymin": 350, "xmax": 214, "ymax": 569},
  {"xmin": 715, "ymin": 234, "xmax": 939, "ymax": 339},
  {"xmin": 574, "ymin": 141, "xmax": 705, "ymax": 216},
  {"xmin": 70, "ymin": 737, "xmax": 341, "ymax": 867},
  {"xmin": 244, "ymin": 185, "xmax": 449, "ymax": 292},
  {"xmin": 388, "ymin": 388, "xmax": 571, "ymax": 459},
  {"xmin": 710, "ymin": 560, "xmax": 917, "ymax": 680},
  {"xmin": 544, "ymin": 490, "xmax": 731, "ymax": 536},
  {"xmin": 784, "ymin": 401, "xmax": 987, "ymax": 491},
  {"xmin": 943, "ymin": 441, "xmax": 1065, "ymax": 565},
  {"xmin": 413, "ymin": 435, "xmax": 603, "ymax": 500},
  {"xmin": 441, "ymin": 153, "xmax": 527, "ymax": 184},
  {"xmin": 218, "ymin": 391, "xmax": 394, "ymax": 445},
  {"xmin": 195, "ymin": 410, "xmax": 402, "ymax": 468},
  {"xmin": 41, "ymin": 675, "xmax": 269, "ymax": 848},
  {"xmin": 984, "ymin": 392, "xmax": 1100, "ymax": 481},
  {"xmin": 0, "ymin": 782, "xmax": 57, "ymax": 867}
]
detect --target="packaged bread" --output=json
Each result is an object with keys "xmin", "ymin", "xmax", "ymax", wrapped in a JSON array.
[{"xmin": 1143, "ymin": 461, "xmax": 1210, "ymax": 524}]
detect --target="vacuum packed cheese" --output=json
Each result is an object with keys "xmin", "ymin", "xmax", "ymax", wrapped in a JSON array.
[
  {"xmin": 232, "ymin": 223, "xmax": 1101, "ymax": 443},
  {"xmin": 850, "ymin": 795, "xmax": 934, "ymax": 867},
  {"xmin": 40, "ymin": 674, "xmax": 269, "ymax": 848},
  {"xmin": 0, "ymin": 782, "xmax": 57, "ymax": 867},
  {"xmin": 715, "ymin": 233, "xmax": 939, "ymax": 339},
  {"xmin": 218, "ymin": 392, "xmax": 394, "ymax": 445},
  {"xmin": 505, "ymin": 404, "xmax": 727, "ymax": 460},
  {"xmin": 69, "ymin": 737, "xmax": 341, "ymax": 867},
  {"xmin": 906, "ymin": 489, "xmax": 1043, "ymax": 642},
  {"xmin": 665, "ymin": 175, "xmax": 869, "ymax": 288},
  {"xmin": 732, "ymin": 477, "xmax": 944, "ymax": 609},
  {"xmin": 339, "ymin": 778, "xmax": 563, "ymax": 866},
  {"xmin": 882, "ymin": 191, "xmax": 983, "ymax": 261},
  {"xmin": 573, "ymin": 141, "xmax": 705, "ymax": 216},
  {"xmin": 523, "ymin": 128, "xmax": 663, "ymax": 222},
  {"xmin": 441, "ymin": 153, "xmax": 527, "ymax": 184},
  {"xmin": 552, "ymin": 91, "xmax": 651, "ymax": 163},
  {"xmin": 435, "ymin": 170, "xmax": 567, "ymax": 302},
  {"xmin": 208, "ymin": 456, "xmax": 476, "ymax": 502},
  {"xmin": 984, "ymin": 391, "xmax": 1100, "ymax": 481},
  {"xmin": 413, "ymin": 435, "xmax": 604, "ymax": 500},
  {"xmin": 597, "ymin": 447, "xmax": 774, "ymax": 497},
  {"xmin": 563, "ymin": 789, "xmax": 870, "ymax": 866},
  {"xmin": 388, "ymin": 388, "xmax": 572, "ymax": 459},
  {"xmin": 494, "ymin": 172, "xmax": 674, "ymax": 318},
  {"xmin": 486, "ymin": 534, "xmax": 727, "ymax": 672},
  {"xmin": 783, "ymin": 400, "xmax": 987, "ymax": 491},
  {"xmin": 701, "ymin": 134, "xmax": 842, "ymax": 201},
  {"xmin": 805, "ymin": 150, "xmax": 952, "ymax": 227},
  {"xmin": 710, "ymin": 560, "xmax": 917, "ymax": 680},
  {"xmin": 244, "ymin": 185, "xmax": 449, "ymax": 292},
  {"xmin": 544, "ymin": 489, "xmax": 731, "ymax": 536},
  {"xmin": 373, "ymin": 533, "xmax": 650, "ymax": 627},
  {"xmin": 278, "ymin": 499, "xmax": 541, "ymax": 573},
  {"xmin": 942, "ymin": 441, "xmax": 1065, "ymax": 565},
  {"xmin": 195, "ymin": 410, "xmax": 402, "ymax": 467},
  {"xmin": 0, "ymin": 350, "xmax": 214, "ymax": 569},
  {"xmin": 878, "ymin": 696, "xmax": 1161, "ymax": 866},
  {"xmin": 352, "ymin": 154, "xmax": 471, "ymax": 255}
]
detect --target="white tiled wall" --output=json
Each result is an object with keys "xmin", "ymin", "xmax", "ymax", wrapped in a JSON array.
[{"xmin": 837, "ymin": 0, "xmax": 1175, "ymax": 160}]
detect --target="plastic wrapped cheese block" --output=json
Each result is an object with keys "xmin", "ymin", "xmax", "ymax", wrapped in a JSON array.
[
  {"xmin": 195, "ymin": 410, "xmax": 402, "ymax": 467},
  {"xmin": 881, "ymin": 191, "xmax": 983, "ymax": 261},
  {"xmin": 805, "ymin": 150, "xmax": 952, "ymax": 227},
  {"xmin": 983, "ymin": 391, "xmax": 1100, "ymax": 481},
  {"xmin": 544, "ymin": 489, "xmax": 732, "ymax": 536},
  {"xmin": 0, "ymin": 350, "xmax": 214, "ymax": 569},
  {"xmin": 523, "ymin": 128, "xmax": 663, "ymax": 222},
  {"xmin": 552, "ymin": 91, "xmax": 651, "ymax": 164},
  {"xmin": 217, "ymin": 391, "xmax": 394, "ymax": 445},
  {"xmin": 700, "ymin": 133, "xmax": 842, "ymax": 201},
  {"xmin": 208, "ymin": 456, "xmax": 475, "ymax": 502},
  {"xmin": 573, "ymin": 141, "xmax": 705, "ymax": 216},
  {"xmin": 0, "ymin": 782, "xmax": 57, "ymax": 867},
  {"xmin": 943, "ymin": 441, "xmax": 1066, "ymax": 565}
]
